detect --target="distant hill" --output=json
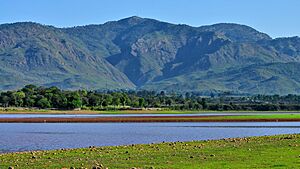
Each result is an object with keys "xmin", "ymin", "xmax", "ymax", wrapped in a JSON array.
[{"xmin": 0, "ymin": 16, "xmax": 300, "ymax": 94}]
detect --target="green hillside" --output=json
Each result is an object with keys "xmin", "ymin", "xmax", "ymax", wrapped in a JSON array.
[
  {"xmin": 0, "ymin": 22, "xmax": 134, "ymax": 90},
  {"xmin": 142, "ymin": 62, "xmax": 300, "ymax": 94},
  {"xmin": 0, "ymin": 17, "xmax": 300, "ymax": 94}
]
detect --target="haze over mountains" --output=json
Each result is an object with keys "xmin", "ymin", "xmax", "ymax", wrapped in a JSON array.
[{"xmin": 0, "ymin": 16, "xmax": 300, "ymax": 95}]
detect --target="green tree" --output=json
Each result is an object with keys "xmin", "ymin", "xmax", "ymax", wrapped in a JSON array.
[
  {"xmin": 0, "ymin": 95, "xmax": 10, "ymax": 107},
  {"xmin": 120, "ymin": 93, "xmax": 130, "ymax": 107},
  {"xmin": 89, "ymin": 93, "xmax": 101, "ymax": 107},
  {"xmin": 67, "ymin": 92, "xmax": 82, "ymax": 109},
  {"xmin": 138, "ymin": 98, "xmax": 145, "ymax": 108},
  {"xmin": 102, "ymin": 94, "xmax": 112, "ymax": 107},
  {"xmin": 71, "ymin": 99, "xmax": 82, "ymax": 109},
  {"xmin": 199, "ymin": 98, "xmax": 207, "ymax": 109},
  {"xmin": 14, "ymin": 91, "xmax": 26, "ymax": 107},
  {"xmin": 24, "ymin": 96, "xmax": 36, "ymax": 107},
  {"xmin": 36, "ymin": 98, "xmax": 51, "ymax": 109},
  {"xmin": 51, "ymin": 93, "xmax": 68, "ymax": 108},
  {"xmin": 165, "ymin": 98, "xmax": 173, "ymax": 106},
  {"xmin": 112, "ymin": 94, "xmax": 120, "ymax": 109}
]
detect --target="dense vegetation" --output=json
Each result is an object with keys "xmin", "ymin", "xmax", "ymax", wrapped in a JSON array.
[
  {"xmin": 1, "ymin": 17, "xmax": 300, "ymax": 94},
  {"xmin": 1, "ymin": 134, "xmax": 299, "ymax": 168},
  {"xmin": 1, "ymin": 85, "xmax": 300, "ymax": 111}
]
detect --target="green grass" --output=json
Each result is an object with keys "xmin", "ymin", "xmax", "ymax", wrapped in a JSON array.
[
  {"xmin": 0, "ymin": 134, "xmax": 299, "ymax": 169},
  {"xmin": 98, "ymin": 110, "xmax": 300, "ymax": 115},
  {"xmin": 96, "ymin": 110, "xmax": 203, "ymax": 114},
  {"xmin": 144, "ymin": 114, "xmax": 300, "ymax": 122},
  {"xmin": 0, "ymin": 109, "xmax": 200, "ymax": 114},
  {"xmin": 204, "ymin": 114, "xmax": 300, "ymax": 120},
  {"xmin": 1, "ymin": 107, "xmax": 300, "ymax": 115}
]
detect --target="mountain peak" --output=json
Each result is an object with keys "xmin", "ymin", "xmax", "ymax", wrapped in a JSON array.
[
  {"xmin": 124, "ymin": 16, "xmax": 143, "ymax": 20},
  {"xmin": 0, "ymin": 17, "xmax": 299, "ymax": 94},
  {"xmin": 199, "ymin": 23, "xmax": 272, "ymax": 42},
  {"xmin": 0, "ymin": 22, "xmax": 42, "ymax": 28},
  {"xmin": 117, "ymin": 16, "xmax": 146, "ymax": 24}
]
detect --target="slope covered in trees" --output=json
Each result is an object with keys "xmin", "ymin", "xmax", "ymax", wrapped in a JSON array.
[{"xmin": 1, "ymin": 85, "xmax": 300, "ymax": 111}]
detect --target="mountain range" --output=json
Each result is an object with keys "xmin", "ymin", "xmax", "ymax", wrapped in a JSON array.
[{"xmin": 0, "ymin": 16, "xmax": 300, "ymax": 95}]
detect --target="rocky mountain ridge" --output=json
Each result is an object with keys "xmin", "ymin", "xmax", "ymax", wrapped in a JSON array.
[{"xmin": 0, "ymin": 16, "xmax": 299, "ymax": 94}]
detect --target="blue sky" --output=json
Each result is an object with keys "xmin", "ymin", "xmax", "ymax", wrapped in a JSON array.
[{"xmin": 0, "ymin": 0, "xmax": 299, "ymax": 38}]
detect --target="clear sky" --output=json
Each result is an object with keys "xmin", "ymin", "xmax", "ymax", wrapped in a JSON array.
[{"xmin": 0, "ymin": 0, "xmax": 299, "ymax": 38}]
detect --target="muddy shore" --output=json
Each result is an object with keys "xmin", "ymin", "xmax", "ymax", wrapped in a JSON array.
[{"xmin": 0, "ymin": 115, "xmax": 300, "ymax": 123}]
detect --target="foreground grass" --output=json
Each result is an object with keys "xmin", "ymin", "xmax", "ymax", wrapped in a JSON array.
[{"xmin": 0, "ymin": 134, "xmax": 299, "ymax": 169}]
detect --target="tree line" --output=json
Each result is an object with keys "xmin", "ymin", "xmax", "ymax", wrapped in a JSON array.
[{"xmin": 1, "ymin": 85, "xmax": 300, "ymax": 111}]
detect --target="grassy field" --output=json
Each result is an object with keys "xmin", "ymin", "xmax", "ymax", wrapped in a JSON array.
[
  {"xmin": 0, "ymin": 134, "xmax": 299, "ymax": 169},
  {"xmin": 204, "ymin": 114, "xmax": 300, "ymax": 120}
]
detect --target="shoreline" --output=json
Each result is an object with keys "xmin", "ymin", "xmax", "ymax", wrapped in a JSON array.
[
  {"xmin": 1, "ymin": 110, "xmax": 300, "ymax": 115},
  {"xmin": 1, "ymin": 134, "xmax": 299, "ymax": 168},
  {"xmin": 0, "ymin": 133, "xmax": 297, "ymax": 155},
  {"xmin": 0, "ymin": 115, "xmax": 300, "ymax": 123}
]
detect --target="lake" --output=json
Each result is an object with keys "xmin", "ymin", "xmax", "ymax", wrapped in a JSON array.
[{"xmin": 0, "ymin": 122, "xmax": 299, "ymax": 153}]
